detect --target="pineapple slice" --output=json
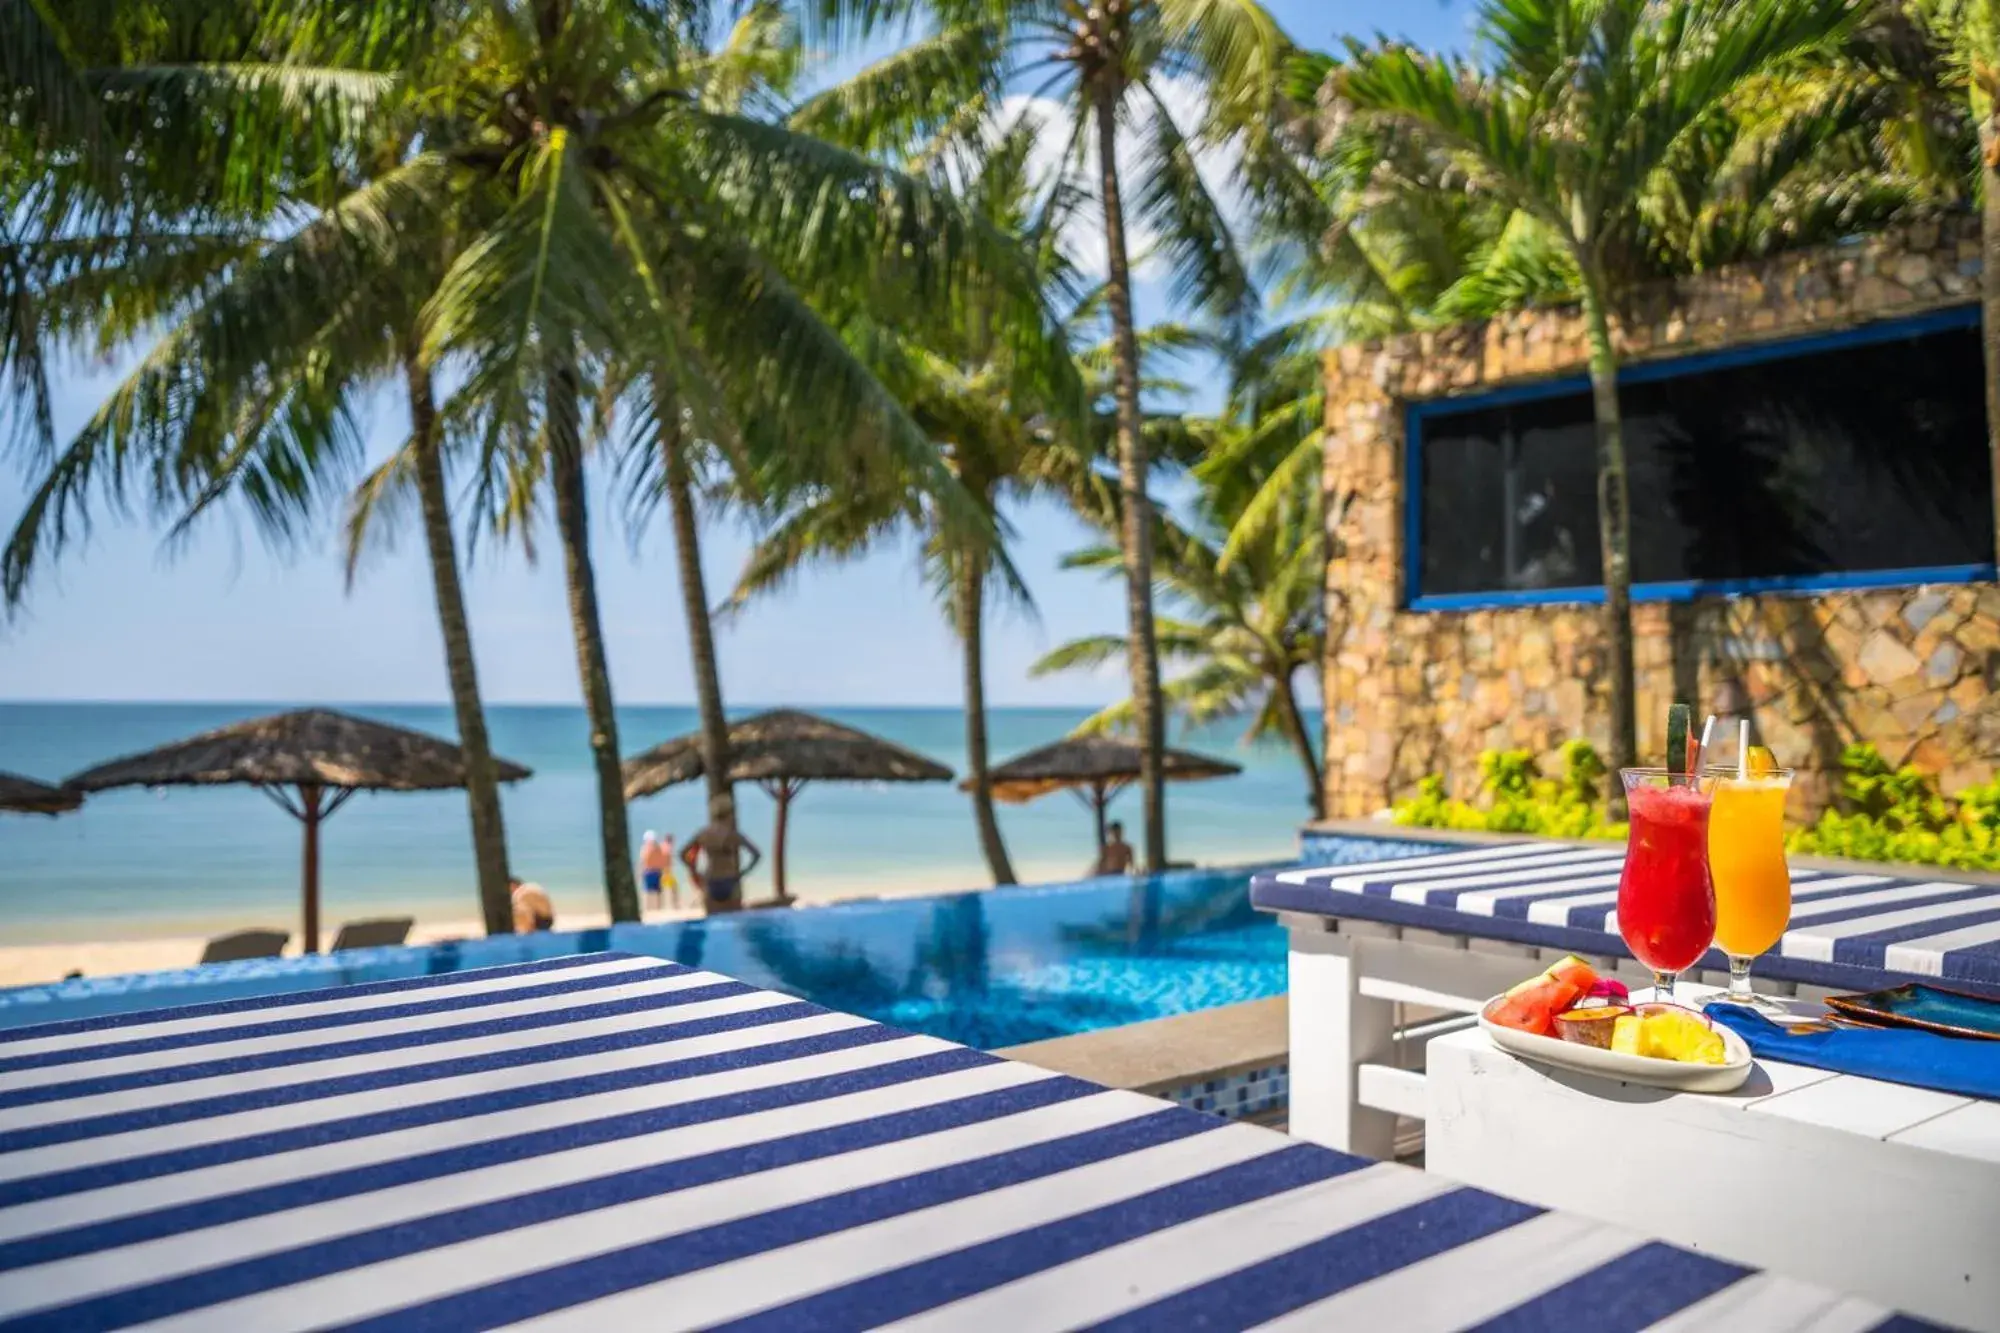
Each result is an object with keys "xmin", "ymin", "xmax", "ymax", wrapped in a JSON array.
[{"xmin": 1609, "ymin": 1006, "xmax": 1727, "ymax": 1065}]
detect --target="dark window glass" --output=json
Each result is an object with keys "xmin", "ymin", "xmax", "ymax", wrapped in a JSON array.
[{"xmin": 1414, "ymin": 315, "xmax": 1994, "ymax": 601}]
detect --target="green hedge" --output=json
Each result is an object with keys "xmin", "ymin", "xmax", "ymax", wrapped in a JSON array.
[
  {"xmin": 1391, "ymin": 740, "xmax": 1626, "ymax": 841},
  {"xmin": 1789, "ymin": 745, "xmax": 2000, "ymax": 872},
  {"xmin": 1393, "ymin": 740, "xmax": 2000, "ymax": 872}
]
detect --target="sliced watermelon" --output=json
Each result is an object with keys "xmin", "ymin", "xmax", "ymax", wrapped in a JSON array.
[
  {"xmin": 1501, "ymin": 955, "xmax": 1600, "ymax": 1000},
  {"xmin": 1544, "ymin": 955, "xmax": 1599, "ymax": 993},
  {"xmin": 1490, "ymin": 957, "xmax": 1602, "ymax": 1036},
  {"xmin": 1488, "ymin": 976, "xmax": 1585, "ymax": 1036}
]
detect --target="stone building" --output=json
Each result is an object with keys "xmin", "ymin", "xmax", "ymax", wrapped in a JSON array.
[{"xmin": 1319, "ymin": 220, "xmax": 1997, "ymax": 820}]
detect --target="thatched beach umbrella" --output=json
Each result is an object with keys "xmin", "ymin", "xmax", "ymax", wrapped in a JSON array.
[
  {"xmin": 0, "ymin": 771, "xmax": 81, "ymax": 816},
  {"xmin": 975, "ymin": 734, "xmax": 1242, "ymax": 853},
  {"xmin": 623, "ymin": 708, "xmax": 954, "ymax": 901},
  {"xmin": 64, "ymin": 708, "xmax": 531, "ymax": 952}
]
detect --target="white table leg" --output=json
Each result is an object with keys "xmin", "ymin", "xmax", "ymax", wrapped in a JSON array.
[{"xmin": 1285, "ymin": 917, "xmax": 1398, "ymax": 1158}]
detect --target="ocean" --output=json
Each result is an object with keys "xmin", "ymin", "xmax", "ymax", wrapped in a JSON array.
[{"xmin": 0, "ymin": 703, "xmax": 1320, "ymax": 945}]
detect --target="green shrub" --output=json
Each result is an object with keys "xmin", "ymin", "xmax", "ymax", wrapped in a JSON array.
[
  {"xmin": 1393, "ymin": 740, "xmax": 1625, "ymax": 841},
  {"xmin": 1789, "ymin": 744, "xmax": 2000, "ymax": 872},
  {"xmin": 1397, "ymin": 738, "xmax": 2000, "ymax": 870}
]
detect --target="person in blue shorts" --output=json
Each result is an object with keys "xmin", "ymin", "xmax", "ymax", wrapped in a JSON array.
[
  {"xmin": 638, "ymin": 830, "xmax": 678, "ymax": 910},
  {"xmin": 681, "ymin": 793, "xmax": 761, "ymax": 914}
]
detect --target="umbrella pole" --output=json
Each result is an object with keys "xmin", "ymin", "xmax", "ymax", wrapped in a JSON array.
[
  {"xmin": 761, "ymin": 778, "xmax": 801, "ymax": 903},
  {"xmin": 300, "ymin": 783, "xmax": 324, "ymax": 954},
  {"xmin": 1093, "ymin": 780, "xmax": 1108, "ymax": 853}
]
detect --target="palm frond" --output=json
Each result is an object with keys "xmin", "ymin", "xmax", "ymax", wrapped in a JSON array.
[
  {"xmin": 790, "ymin": 21, "xmax": 1001, "ymax": 157},
  {"xmin": 1029, "ymin": 633, "xmax": 1128, "ymax": 676},
  {"xmin": 342, "ymin": 437, "xmax": 422, "ymax": 586},
  {"xmin": 3, "ymin": 154, "xmax": 451, "ymax": 606},
  {"xmin": 424, "ymin": 129, "xmax": 627, "ymax": 448}
]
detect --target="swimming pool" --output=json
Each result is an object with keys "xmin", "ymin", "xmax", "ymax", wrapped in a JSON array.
[{"xmin": 0, "ymin": 834, "xmax": 1450, "ymax": 1046}]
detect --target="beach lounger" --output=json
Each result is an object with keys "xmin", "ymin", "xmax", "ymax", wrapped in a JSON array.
[
  {"xmin": 0, "ymin": 950, "xmax": 1938, "ymax": 1330},
  {"xmin": 197, "ymin": 928, "xmax": 289, "ymax": 964},
  {"xmin": 1253, "ymin": 839, "xmax": 2000, "ymax": 1158},
  {"xmin": 329, "ymin": 916, "xmax": 415, "ymax": 951}
]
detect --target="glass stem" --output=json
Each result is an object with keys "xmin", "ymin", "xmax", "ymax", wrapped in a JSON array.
[
  {"xmin": 1652, "ymin": 971, "xmax": 1676, "ymax": 1003},
  {"xmin": 1726, "ymin": 955, "xmax": 1757, "ymax": 1004}
]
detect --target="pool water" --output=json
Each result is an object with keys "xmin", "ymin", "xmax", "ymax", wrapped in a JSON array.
[{"xmin": 0, "ymin": 835, "xmax": 1449, "ymax": 1046}]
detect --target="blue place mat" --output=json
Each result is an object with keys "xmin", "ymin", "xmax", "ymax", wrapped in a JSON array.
[{"xmin": 1708, "ymin": 1003, "xmax": 2000, "ymax": 1101}]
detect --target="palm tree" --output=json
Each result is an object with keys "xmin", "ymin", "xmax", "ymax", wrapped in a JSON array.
[
  {"xmin": 616, "ymin": 3, "xmax": 805, "ymax": 856},
  {"xmin": 731, "ymin": 123, "xmax": 1106, "ymax": 886},
  {"xmin": 0, "ymin": 6, "xmax": 522, "ymax": 931},
  {"xmin": 1336, "ymin": 0, "xmax": 1865, "ymax": 785},
  {"xmin": 1034, "ymin": 451, "xmax": 1326, "ymax": 817},
  {"xmin": 344, "ymin": 223, "xmax": 525, "ymax": 935},
  {"xmin": 806, "ymin": 0, "xmax": 1294, "ymax": 872},
  {"xmin": 5, "ymin": 0, "xmax": 1070, "ymax": 925},
  {"xmin": 399, "ymin": 352, "xmax": 518, "ymax": 934}
]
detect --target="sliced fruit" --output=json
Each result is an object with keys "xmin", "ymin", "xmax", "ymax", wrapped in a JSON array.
[
  {"xmin": 1607, "ymin": 1005, "xmax": 1728, "ymax": 1065},
  {"xmin": 1745, "ymin": 745, "xmax": 1779, "ymax": 778},
  {"xmin": 1491, "ymin": 957, "xmax": 1602, "ymax": 1036},
  {"xmin": 1491, "ymin": 980, "xmax": 1582, "ymax": 1036},
  {"xmin": 1638, "ymin": 1006, "xmax": 1728, "ymax": 1065},
  {"xmin": 1611, "ymin": 1012, "xmax": 1643, "ymax": 1056},
  {"xmin": 1554, "ymin": 1006, "xmax": 1630, "ymax": 1048},
  {"xmin": 1489, "ymin": 978, "xmax": 1582, "ymax": 1037},
  {"xmin": 1504, "ymin": 955, "xmax": 1600, "ymax": 997}
]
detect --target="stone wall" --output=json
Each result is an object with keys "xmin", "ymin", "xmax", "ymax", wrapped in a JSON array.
[{"xmin": 1321, "ymin": 220, "xmax": 1996, "ymax": 819}]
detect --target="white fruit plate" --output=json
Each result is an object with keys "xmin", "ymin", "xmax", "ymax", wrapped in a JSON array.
[{"xmin": 1478, "ymin": 998, "xmax": 1754, "ymax": 1094}]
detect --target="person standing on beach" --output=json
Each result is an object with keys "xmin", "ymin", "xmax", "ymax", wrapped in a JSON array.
[
  {"xmin": 510, "ymin": 877, "xmax": 555, "ymax": 933},
  {"xmin": 681, "ymin": 793, "xmax": 761, "ymax": 914},
  {"xmin": 1093, "ymin": 822, "xmax": 1136, "ymax": 877},
  {"xmin": 638, "ymin": 831, "xmax": 678, "ymax": 911}
]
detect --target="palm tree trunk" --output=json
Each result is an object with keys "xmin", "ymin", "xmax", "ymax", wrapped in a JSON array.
[
  {"xmin": 958, "ymin": 551, "xmax": 1016, "ymax": 885},
  {"xmin": 405, "ymin": 353, "xmax": 514, "ymax": 935},
  {"xmin": 662, "ymin": 424, "xmax": 736, "ymax": 839},
  {"xmin": 1272, "ymin": 668, "xmax": 1325, "ymax": 820},
  {"xmin": 1093, "ymin": 82, "xmax": 1168, "ymax": 874},
  {"xmin": 1580, "ymin": 278, "xmax": 1638, "ymax": 806},
  {"xmin": 1981, "ymin": 114, "xmax": 2000, "ymax": 567},
  {"xmin": 547, "ymin": 357, "xmax": 640, "ymax": 922}
]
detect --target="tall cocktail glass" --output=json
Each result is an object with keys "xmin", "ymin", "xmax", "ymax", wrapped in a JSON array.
[
  {"xmin": 1707, "ymin": 766, "xmax": 1795, "ymax": 1012},
  {"xmin": 1617, "ymin": 769, "xmax": 1718, "ymax": 1002}
]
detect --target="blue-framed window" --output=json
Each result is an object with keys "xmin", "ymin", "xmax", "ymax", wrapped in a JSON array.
[{"xmin": 1404, "ymin": 305, "xmax": 1996, "ymax": 612}]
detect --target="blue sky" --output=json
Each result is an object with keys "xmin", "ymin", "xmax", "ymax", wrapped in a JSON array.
[{"xmin": 0, "ymin": 0, "xmax": 1474, "ymax": 707}]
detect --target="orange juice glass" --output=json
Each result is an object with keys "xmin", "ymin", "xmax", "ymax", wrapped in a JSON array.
[{"xmin": 1707, "ymin": 768, "xmax": 1794, "ymax": 1011}]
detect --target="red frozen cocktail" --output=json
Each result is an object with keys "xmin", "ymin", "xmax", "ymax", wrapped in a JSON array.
[{"xmin": 1617, "ymin": 772, "xmax": 1717, "ymax": 999}]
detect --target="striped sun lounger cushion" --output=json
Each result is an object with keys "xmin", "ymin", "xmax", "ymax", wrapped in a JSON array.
[
  {"xmin": 0, "ymin": 953, "xmax": 1935, "ymax": 1331},
  {"xmin": 1255, "ymin": 841, "xmax": 2000, "ymax": 997}
]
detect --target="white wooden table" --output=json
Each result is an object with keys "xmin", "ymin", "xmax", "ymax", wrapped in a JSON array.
[
  {"xmin": 1425, "ymin": 1021, "xmax": 2000, "ymax": 1333},
  {"xmin": 1258, "ymin": 842, "xmax": 2000, "ymax": 1161}
]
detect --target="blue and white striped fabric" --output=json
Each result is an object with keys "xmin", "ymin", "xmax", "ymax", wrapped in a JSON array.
[
  {"xmin": 1255, "ymin": 842, "xmax": 2000, "ymax": 996},
  {"xmin": 0, "ymin": 953, "xmax": 1935, "ymax": 1331}
]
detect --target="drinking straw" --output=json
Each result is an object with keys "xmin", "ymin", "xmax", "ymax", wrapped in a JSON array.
[
  {"xmin": 1740, "ymin": 718, "xmax": 1752, "ymax": 779},
  {"xmin": 1696, "ymin": 714, "xmax": 1716, "ymax": 773}
]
